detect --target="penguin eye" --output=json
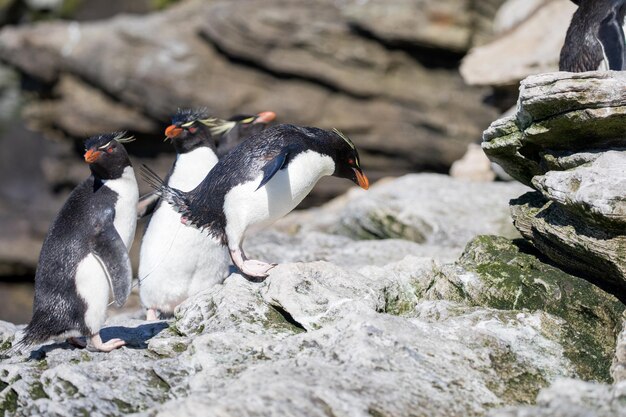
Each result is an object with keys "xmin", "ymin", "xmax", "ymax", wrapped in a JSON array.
[
  {"xmin": 107, "ymin": 147, "xmax": 114, "ymax": 154},
  {"xmin": 241, "ymin": 117, "xmax": 255, "ymax": 124},
  {"xmin": 98, "ymin": 141, "xmax": 112, "ymax": 149},
  {"xmin": 188, "ymin": 127, "xmax": 198, "ymax": 134},
  {"xmin": 348, "ymin": 158, "xmax": 355, "ymax": 165}
]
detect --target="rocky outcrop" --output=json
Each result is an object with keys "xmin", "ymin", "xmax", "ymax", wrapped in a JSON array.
[
  {"xmin": 0, "ymin": 173, "xmax": 623, "ymax": 416},
  {"xmin": 482, "ymin": 72, "xmax": 626, "ymax": 294}
]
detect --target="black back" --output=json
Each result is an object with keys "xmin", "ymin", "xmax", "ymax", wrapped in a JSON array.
[
  {"xmin": 560, "ymin": 0, "xmax": 626, "ymax": 71},
  {"xmin": 21, "ymin": 177, "xmax": 120, "ymax": 345},
  {"xmin": 180, "ymin": 124, "xmax": 353, "ymax": 243}
]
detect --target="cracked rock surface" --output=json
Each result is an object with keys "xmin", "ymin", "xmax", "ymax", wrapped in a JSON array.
[{"xmin": 1, "ymin": 174, "xmax": 623, "ymax": 417}]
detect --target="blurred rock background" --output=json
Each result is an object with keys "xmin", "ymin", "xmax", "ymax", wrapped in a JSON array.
[{"xmin": 0, "ymin": 0, "xmax": 578, "ymax": 323}]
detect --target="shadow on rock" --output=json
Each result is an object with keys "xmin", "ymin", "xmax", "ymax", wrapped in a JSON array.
[{"xmin": 100, "ymin": 321, "xmax": 169, "ymax": 350}]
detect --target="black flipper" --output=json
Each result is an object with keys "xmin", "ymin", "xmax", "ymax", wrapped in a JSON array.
[
  {"xmin": 92, "ymin": 218, "xmax": 132, "ymax": 308},
  {"xmin": 598, "ymin": 9, "xmax": 626, "ymax": 70},
  {"xmin": 256, "ymin": 147, "xmax": 294, "ymax": 191},
  {"xmin": 136, "ymin": 192, "xmax": 160, "ymax": 219}
]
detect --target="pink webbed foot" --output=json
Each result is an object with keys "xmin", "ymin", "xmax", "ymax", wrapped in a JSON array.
[{"xmin": 89, "ymin": 333, "xmax": 126, "ymax": 352}]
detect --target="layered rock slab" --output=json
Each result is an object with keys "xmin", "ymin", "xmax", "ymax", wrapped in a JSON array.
[{"xmin": 482, "ymin": 71, "xmax": 626, "ymax": 292}]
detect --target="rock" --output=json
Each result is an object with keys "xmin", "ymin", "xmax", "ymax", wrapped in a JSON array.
[
  {"xmin": 488, "ymin": 379, "xmax": 626, "ymax": 417},
  {"xmin": 341, "ymin": 0, "xmax": 506, "ymax": 53},
  {"xmin": 510, "ymin": 192, "xmax": 626, "ymax": 296},
  {"xmin": 0, "ymin": 0, "xmax": 497, "ymax": 173},
  {"xmin": 1, "ymin": 234, "xmax": 621, "ymax": 416},
  {"xmin": 492, "ymin": 0, "xmax": 548, "ymax": 34},
  {"xmin": 450, "ymin": 143, "xmax": 497, "ymax": 181},
  {"xmin": 460, "ymin": 0, "xmax": 576, "ymax": 87},
  {"xmin": 332, "ymin": 174, "xmax": 527, "ymax": 247},
  {"xmin": 483, "ymin": 71, "xmax": 626, "ymax": 294},
  {"xmin": 612, "ymin": 317, "xmax": 626, "ymax": 383}
]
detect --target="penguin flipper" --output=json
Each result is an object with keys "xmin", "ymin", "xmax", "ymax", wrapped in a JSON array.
[
  {"xmin": 136, "ymin": 192, "xmax": 160, "ymax": 219},
  {"xmin": 256, "ymin": 147, "xmax": 293, "ymax": 190},
  {"xmin": 93, "ymin": 223, "xmax": 132, "ymax": 308},
  {"xmin": 598, "ymin": 10, "xmax": 626, "ymax": 70}
]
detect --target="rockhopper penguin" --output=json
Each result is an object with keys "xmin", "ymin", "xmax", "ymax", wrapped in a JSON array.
[
  {"xmin": 14, "ymin": 133, "xmax": 138, "ymax": 353},
  {"xmin": 560, "ymin": 0, "xmax": 626, "ymax": 71},
  {"xmin": 216, "ymin": 111, "xmax": 277, "ymax": 157},
  {"xmin": 138, "ymin": 108, "xmax": 274, "ymax": 321},
  {"xmin": 142, "ymin": 124, "xmax": 369, "ymax": 279}
]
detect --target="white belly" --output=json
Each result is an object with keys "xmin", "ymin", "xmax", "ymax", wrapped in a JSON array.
[
  {"xmin": 139, "ymin": 148, "xmax": 229, "ymax": 312},
  {"xmin": 104, "ymin": 166, "xmax": 139, "ymax": 249},
  {"xmin": 75, "ymin": 254, "xmax": 110, "ymax": 334},
  {"xmin": 223, "ymin": 151, "xmax": 335, "ymax": 247}
]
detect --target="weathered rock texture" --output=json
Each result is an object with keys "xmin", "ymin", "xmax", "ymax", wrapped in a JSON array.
[
  {"xmin": 482, "ymin": 72, "xmax": 626, "ymax": 296},
  {"xmin": 0, "ymin": 174, "xmax": 623, "ymax": 416},
  {"xmin": 489, "ymin": 379, "xmax": 626, "ymax": 417}
]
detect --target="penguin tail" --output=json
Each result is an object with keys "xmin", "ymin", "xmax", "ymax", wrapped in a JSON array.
[
  {"xmin": 140, "ymin": 164, "xmax": 190, "ymax": 216},
  {"xmin": 4, "ymin": 327, "xmax": 38, "ymax": 357}
]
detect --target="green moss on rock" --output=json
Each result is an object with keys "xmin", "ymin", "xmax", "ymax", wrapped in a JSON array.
[
  {"xmin": 456, "ymin": 235, "xmax": 624, "ymax": 382},
  {"xmin": 0, "ymin": 388, "xmax": 18, "ymax": 414}
]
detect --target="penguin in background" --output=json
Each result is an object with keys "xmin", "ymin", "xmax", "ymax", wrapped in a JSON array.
[
  {"xmin": 138, "ymin": 108, "xmax": 275, "ymax": 321},
  {"xmin": 560, "ymin": 0, "xmax": 626, "ymax": 71},
  {"xmin": 216, "ymin": 111, "xmax": 276, "ymax": 158},
  {"xmin": 136, "ymin": 110, "xmax": 276, "ymax": 217},
  {"xmin": 14, "ymin": 133, "xmax": 138, "ymax": 353},
  {"xmin": 142, "ymin": 124, "xmax": 369, "ymax": 279}
]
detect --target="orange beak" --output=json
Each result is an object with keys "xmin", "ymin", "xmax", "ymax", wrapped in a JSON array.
[
  {"xmin": 253, "ymin": 111, "xmax": 276, "ymax": 124},
  {"xmin": 84, "ymin": 149, "xmax": 102, "ymax": 163},
  {"xmin": 353, "ymin": 168, "xmax": 369, "ymax": 190},
  {"xmin": 165, "ymin": 125, "xmax": 183, "ymax": 139}
]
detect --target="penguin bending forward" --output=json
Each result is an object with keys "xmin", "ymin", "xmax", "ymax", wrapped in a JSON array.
[
  {"xmin": 138, "ymin": 108, "xmax": 274, "ymax": 321},
  {"xmin": 142, "ymin": 124, "xmax": 369, "ymax": 279},
  {"xmin": 560, "ymin": 0, "xmax": 626, "ymax": 71},
  {"xmin": 15, "ymin": 133, "xmax": 138, "ymax": 353}
]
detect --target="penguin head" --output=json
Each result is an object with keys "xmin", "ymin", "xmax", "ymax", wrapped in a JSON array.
[
  {"xmin": 327, "ymin": 128, "xmax": 369, "ymax": 190},
  {"xmin": 84, "ymin": 132, "xmax": 134, "ymax": 179},
  {"xmin": 226, "ymin": 111, "xmax": 276, "ymax": 139},
  {"xmin": 165, "ymin": 109, "xmax": 276, "ymax": 154}
]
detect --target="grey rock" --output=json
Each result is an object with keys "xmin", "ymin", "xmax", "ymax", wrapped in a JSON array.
[
  {"xmin": 489, "ymin": 379, "xmax": 626, "ymax": 417},
  {"xmin": 532, "ymin": 151, "xmax": 626, "ymax": 226},
  {"xmin": 461, "ymin": 0, "xmax": 576, "ymax": 87},
  {"xmin": 334, "ymin": 174, "xmax": 527, "ymax": 247},
  {"xmin": 483, "ymin": 71, "xmax": 626, "ymax": 294},
  {"xmin": 511, "ymin": 192, "xmax": 626, "ymax": 296},
  {"xmin": 0, "ymin": 227, "xmax": 622, "ymax": 416}
]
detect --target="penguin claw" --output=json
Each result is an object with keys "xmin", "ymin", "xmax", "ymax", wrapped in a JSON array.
[
  {"xmin": 89, "ymin": 334, "xmax": 126, "ymax": 352},
  {"xmin": 240, "ymin": 260, "xmax": 276, "ymax": 279}
]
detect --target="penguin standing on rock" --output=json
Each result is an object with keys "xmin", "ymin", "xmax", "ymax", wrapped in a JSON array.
[
  {"xmin": 560, "ymin": 0, "xmax": 626, "ymax": 71},
  {"xmin": 138, "ymin": 108, "xmax": 275, "ymax": 321},
  {"xmin": 14, "ymin": 133, "xmax": 138, "ymax": 353},
  {"xmin": 142, "ymin": 124, "xmax": 369, "ymax": 279}
]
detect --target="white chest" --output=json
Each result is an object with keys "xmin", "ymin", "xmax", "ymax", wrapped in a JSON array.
[
  {"xmin": 224, "ymin": 151, "xmax": 335, "ymax": 234},
  {"xmin": 103, "ymin": 166, "xmax": 139, "ymax": 249},
  {"xmin": 168, "ymin": 147, "xmax": 218, "ymax": 192}
]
